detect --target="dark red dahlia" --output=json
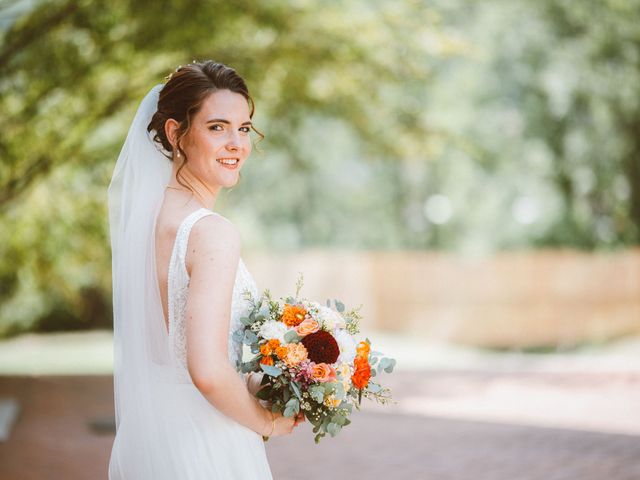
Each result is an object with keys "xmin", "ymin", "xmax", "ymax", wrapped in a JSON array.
[{"xmin": 301, "ymin": 330, "xmax": 340, "ymax": 364}]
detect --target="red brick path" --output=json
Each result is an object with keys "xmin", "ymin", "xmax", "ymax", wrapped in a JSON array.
[{"xmin": 1, "ymin": 374, "xmax": 639, "ymax": 480}]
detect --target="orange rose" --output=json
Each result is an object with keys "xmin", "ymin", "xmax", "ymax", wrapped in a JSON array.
[
  {"xmin": 356, "ymin": 341, "xmax": 370, "ymax": 359},
  {"xmin": 311, "ymin": 363, "xmax": 337, "ymax": 383},
  {"xmin": 295, "ymin": 319, "xmax": 320, "ymax": 337},
  {"xmin": 259, "ymin": 343, "xmax": 272, "ymax": 356},
  {"xmin": 260, "ymin": 355, "xmax": 274, "ymax": 366},
  {"xmin": 351, "ymin": 356, "xmax": 371, "ymax": 389},
  {"xmin": 267, "ymin": 339, "xmax": 281, "ymax": 350},
  {"xmin": 275, "ymin": 345, "xmax": 289, "ymax": 360},
  {"xmin": 281, "ymin": 304, "xmax": 308, "ymax": 327}
]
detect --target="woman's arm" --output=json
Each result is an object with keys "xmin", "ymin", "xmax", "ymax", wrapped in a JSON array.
[{"xmin": 184, "ymin": 215, "xmax": 294, "ymax": 437}]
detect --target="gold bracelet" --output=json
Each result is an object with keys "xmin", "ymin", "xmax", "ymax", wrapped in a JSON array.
[{"xmin": 263, "ymin": 411, "xmax": 275, "ymax": 441}]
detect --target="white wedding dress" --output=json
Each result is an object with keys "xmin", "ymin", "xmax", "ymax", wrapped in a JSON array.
[{"xmin": 108, "ymin": 208, "xmax": 273, "ymax": 479}]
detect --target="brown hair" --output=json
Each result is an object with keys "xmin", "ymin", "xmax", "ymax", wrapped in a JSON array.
[{"xmin": 147, "ymin": 60, "xmax": 262, "ymax": 189}]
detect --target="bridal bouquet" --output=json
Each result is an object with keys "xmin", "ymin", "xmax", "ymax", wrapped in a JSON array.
[{"xmin": 234, "ymin": 276, "xmax": 395, "ymax": 443}]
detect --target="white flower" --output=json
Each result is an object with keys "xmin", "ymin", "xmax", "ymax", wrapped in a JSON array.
[
  {"xmin": 305, "ymin": 300, "xmax": 322, "ymax": 310},
  {"xmin": 333, "ymin": 328, "xmax": 357, "ymax": 364},
  {"xmin": 258, "ymin": 321, "xmax": 290, "ymax": 343},
  {"xmin": 318, "ymin": 306, "xmax": 346, "ymax": 330}
]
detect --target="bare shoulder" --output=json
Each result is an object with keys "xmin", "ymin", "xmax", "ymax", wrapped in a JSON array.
[{"xmin": 186, "ymin": 213, "xmax": 241, "ymax": 271}]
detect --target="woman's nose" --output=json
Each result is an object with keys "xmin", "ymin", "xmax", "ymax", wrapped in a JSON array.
[{"xmin": 226, "ymin": 130, "xmax": 241, "ymax": 151}]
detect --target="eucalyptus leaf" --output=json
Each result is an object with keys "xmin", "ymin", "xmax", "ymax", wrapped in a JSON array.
[
  {"xmin": 240, "ymin": 316, "xmax": 253, "ymax": 326},
  {"xmin": 284, "ymin": 398, "xmax": 300, "ymax": 417},
  {"xmin": 368, "ymin": 382, "xmax": 382, "ymax": 393},
  {"xmin": 260, "ymin": 364, "xmax": 282, "ymax": 377},
  {"xmin": 332, "ymin": 414, "xmax": 347, "ymax": 426},
  {"xmin": 309, "ymin": 386, "xmax": 324, "ymax": 403},
  {"xmin": 285, "ymin": 397, "xmax": 300, "ymax": 410},
  {"xmin": 283, "ymin": 330, "xmax": 301, "ymax": 343},
  {"xmin": 384, "ymin": 358, "xmax": 396, "ymax": 373},
  {"xmin": 258, "ymin": 303, "xmax": 270, "ymax": 318},
  {"xmin": 327, "ymin": 422, "xmax": 341, "ymax": 437},
  {"xmin": 241, "ymin": 362, "xmax": 256, "ymax": 374},
  {"xmin": 243, "ymin": 330, "xmax": 258, "ymax": 345},
  {"xmin": 232, "ymin": 330, "xmax": 244, "ymax": 342},
  {"xmin": 290, "ymin": 381, "xmax": 302, "ymax": 399}
]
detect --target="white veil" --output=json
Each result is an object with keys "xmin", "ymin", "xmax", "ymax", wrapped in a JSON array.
[{"xmin": 107, "ymin": 83, "xmax": 174, "ymax": 476}]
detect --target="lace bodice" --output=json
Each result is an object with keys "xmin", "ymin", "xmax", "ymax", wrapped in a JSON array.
[{"xmin": 167, "ymin": 208, "xmax": 258, "ymax": 383}]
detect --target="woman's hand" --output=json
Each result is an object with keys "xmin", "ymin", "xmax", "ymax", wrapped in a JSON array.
[
  {"xmin": 261, "ymin": 409, "xmax": 306, "ymax": 438},
  {"xmin": 246, "ymin": 372, "xmax": 265, "ymax": 397},
  {"xmin": 264, "ymin": 410, "xmax": 296, "ymax": 437}
]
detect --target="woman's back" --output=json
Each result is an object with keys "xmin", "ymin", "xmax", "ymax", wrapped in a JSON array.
[
  {"xmin": 109, "ymin": 203, "xmax": 271, "ymax": 479},
  {"xmin": 155, "ymin": 201, "xmax": 258, "ymax": 378}
]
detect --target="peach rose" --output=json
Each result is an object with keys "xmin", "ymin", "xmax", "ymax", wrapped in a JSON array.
[
  {"xmin": 284, "ymin": 343, "xmax": 308, "ymax": 367},
  {"xmin": 311, "ymin": 363, "xmax": 337, "ymax": 383},
  {"xmin": 295, "ymin": 319, "xmax": 320, "ymax": 337}
]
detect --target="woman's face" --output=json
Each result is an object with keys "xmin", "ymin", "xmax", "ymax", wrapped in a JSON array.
[{"xmin": 178, "ymin": 89, "xmax": 252, "ymax": 189}]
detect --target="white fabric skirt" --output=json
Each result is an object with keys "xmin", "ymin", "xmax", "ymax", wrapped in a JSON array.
[{"xmin": 108, "ymin": 382, "xmax": 273, "ymax": 480}]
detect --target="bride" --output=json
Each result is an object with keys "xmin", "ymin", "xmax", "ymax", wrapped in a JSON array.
[{"xmin": 107, "ymin": 61, "xmax": 299, "ymax": 479}]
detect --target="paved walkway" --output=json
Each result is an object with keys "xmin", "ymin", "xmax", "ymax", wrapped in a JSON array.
[{"xmin": 1, "ymin": 372, "xmax": 639, "ymax": 480}]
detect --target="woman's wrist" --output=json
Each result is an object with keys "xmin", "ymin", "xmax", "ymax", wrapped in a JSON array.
[{"xmin": 262, "ymin": 409, "xmax": 275, "ymax": 438}]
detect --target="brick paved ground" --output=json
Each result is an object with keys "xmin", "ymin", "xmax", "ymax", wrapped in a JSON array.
[{"xmin": 1, "ymin": 373, "xmax": 640, "ymax": 480}]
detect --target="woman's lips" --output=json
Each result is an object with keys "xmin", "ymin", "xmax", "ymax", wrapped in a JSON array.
[{"xmin": 216, "ymin": 158, "xmax": 239, "ymax": 169}]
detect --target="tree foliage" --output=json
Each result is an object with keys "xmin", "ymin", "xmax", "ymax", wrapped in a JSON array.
[
  {"xmin": 0, "ymin": 0, "xmax": 638, "ymax": 335},
  {"xmin": 0, "ymin": 0, "xmax": 440, "ymax": 334}
]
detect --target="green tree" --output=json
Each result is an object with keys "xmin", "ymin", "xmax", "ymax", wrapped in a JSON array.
[{"xmin": 0, "ymin": 0, "xmax": 442, "ymax": 334}]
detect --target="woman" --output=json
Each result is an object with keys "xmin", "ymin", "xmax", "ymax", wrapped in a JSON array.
[{"xmin": 108, "ymin": 61, "xmax": 298, "ymax": 479}]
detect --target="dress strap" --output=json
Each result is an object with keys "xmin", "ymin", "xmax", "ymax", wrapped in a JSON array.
[{"xmin": 173, "ymin": 208, "xmax": 217, "ymax": 274}]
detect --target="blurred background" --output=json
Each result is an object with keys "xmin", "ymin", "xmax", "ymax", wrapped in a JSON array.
[{"xmin": 1, "ymin": 0, "xmax": 639, "ymax": 479}]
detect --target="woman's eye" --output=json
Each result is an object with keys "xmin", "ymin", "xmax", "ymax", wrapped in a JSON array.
[
  {"xmin": 209, "ymin": 124, "xmax": 223, "ymax": 131},
  {"xmin": 239, "ymin": 126, "xmax": 250, "ymax": 133}
]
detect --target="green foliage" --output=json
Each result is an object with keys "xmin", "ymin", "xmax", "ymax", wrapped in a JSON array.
[
  {"xmin": 259, "ymin": 364, "xmax": 282, "ymax": 377},
  {"xmin": 1, "ymin": 0, "xmax": 639, "ymax": 334}
]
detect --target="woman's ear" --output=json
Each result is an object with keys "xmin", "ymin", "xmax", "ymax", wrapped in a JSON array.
[{"xmin": 164, "ymin": 118, "xmax": 180, "ymax": 150}]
